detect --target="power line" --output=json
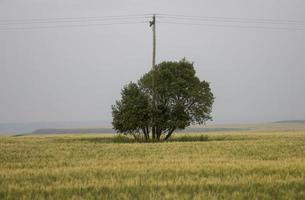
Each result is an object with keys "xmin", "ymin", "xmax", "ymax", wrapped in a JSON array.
[
  {"xmin": 1, "ymin": 13, "xmax": 305, "ymax": 31},
  {"xmin": 0, "ymin": 14, "xmax": 152, "ymax": 30},
  {"xmin": 0, "ymin": 16, "xmax": 151, "ymax": 26},
  {"xmin": 3, "ymin": 13, "xmax": 305, "ymax": 25},
  {"xmin": 156, "ymin": 14, "xmax": 305, "ymax": 25},
  {"xmin": 0, "ymin": 14, "xmax": 152, "ymax": 23},
  {"xmin": 0, "ymin": 21, "xmax": 148, "ymax": 31},
  {"xmin": 157, "ymin": 16, "xmax": 305, "ymax": 26},
  {"xmin": 156, "ymin": 14, "xmax": 305, "ymax": 30},
  {"xmin": 158, "ymin": 21, "xmax": 305, "ymax": 31}
]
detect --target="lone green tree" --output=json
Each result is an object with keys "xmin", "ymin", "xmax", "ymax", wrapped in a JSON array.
[{"xmin": 112, "ymin": 58, "xmax": 214, "ymax": 141}]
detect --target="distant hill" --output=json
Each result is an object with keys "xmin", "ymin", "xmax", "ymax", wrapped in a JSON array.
[
  {"xmin": 32, "ymin": 128, "xmax": 115, "ymax": 134},
  {"xmin": 0, "ymin": 120, "xmax": 111, "ymax": 135},
  {"xmin": 274, "ymin": 120, "xmax": 305, "ymax": 124}
]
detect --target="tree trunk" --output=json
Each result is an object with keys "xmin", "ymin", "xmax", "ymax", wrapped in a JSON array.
[
  {"xmin": 164, "ymin": 127, "xmax": 176, "ymax": 141},
  {"xmin": 142, "ymin": 128, "xmax": 149, "ymax": 141},
  {"xmin": 152, "ymin": 126, "xmax": 156, "ymax": 140},
  {"xmin": 146, "ymin": 126, "xmax": 150, "ymax": 140},
  {"xmin": 156, "ymin": 126, "xmax": 161, "ymax": 140},
  {"xmin": 142, "ymin": 128, "xmax": 147, "ymax": 140},
  {"xmin": 144, "ymin": 133, "xmax": 149, "ymax": 140}
]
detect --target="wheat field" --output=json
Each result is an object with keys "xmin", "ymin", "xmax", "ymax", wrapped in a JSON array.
[{"xmin": 1, "ymin": 131, "xmax": 305, "ymax": 199}]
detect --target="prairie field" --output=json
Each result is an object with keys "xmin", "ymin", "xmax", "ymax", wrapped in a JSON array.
[{"xmin": 1, "ymin": 131, "xmax": 305, "ymax": 199}]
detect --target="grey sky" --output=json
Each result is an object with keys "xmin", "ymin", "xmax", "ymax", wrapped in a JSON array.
[{"xmin": 1, "ymin": 0, "xmax": 305, "ymax": 124}]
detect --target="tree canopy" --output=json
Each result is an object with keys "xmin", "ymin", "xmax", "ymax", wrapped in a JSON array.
[{"xmin": 112, "ymin": 58, "xmax": 214, "ymax": 141}]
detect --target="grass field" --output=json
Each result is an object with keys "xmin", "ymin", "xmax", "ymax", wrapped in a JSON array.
[{"xmin": 1, "ymin": 131, "xmax": 305, "ymax": 199}]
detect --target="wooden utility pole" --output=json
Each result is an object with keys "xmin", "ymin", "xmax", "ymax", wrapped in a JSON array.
[
  {"xmin": 150, "ymin": 14, "xmax": 156, "ymax": 139},
  {"xmin": 150, "ymin": 14, "xmax": 156, "ymax": 69}
]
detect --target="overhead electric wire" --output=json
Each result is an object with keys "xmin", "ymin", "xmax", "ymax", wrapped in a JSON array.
[
  {"xmin": 154, "ymin": 13, "xmax": 305, "ymax": 31},
  {"xmin": 0, "ymin": 14, "xmax": 151, "ymax": 30},
  {"xmin": 0, "ymin": 14, "xmax": 152, "ymax": 23},
  {"xmin": 157, "ymin": 16, "xmax": 305, "ymax": 26},
  {"xmin": 1, "ymin": 13, "xmax": 305, "ymax": 31},
  {"xmin": 0, "ymin": 21, "xmax": 148, "ymax": 31},
  {"xmin": 156, "ymin": 13, "xmax": 305, "ymax": 31},
  {"xmin": 158, "ymin": 21, "xmax": 305, "ymax": 31},
  {"xmin": 0, "ymin": 16, "xmax": 151, "ymax": 26},
  {"xmin": 156, "ymin": 14, "xmax": 305, "ymax": 25}
]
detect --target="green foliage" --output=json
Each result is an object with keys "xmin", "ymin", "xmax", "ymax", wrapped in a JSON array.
[
  {"xmin": 112, "ymin": 58, "xmax": 214, "ymax": 140},
  {"xmin": 112, "ymin": 83, "xmax": 151, "ymax": 138}
]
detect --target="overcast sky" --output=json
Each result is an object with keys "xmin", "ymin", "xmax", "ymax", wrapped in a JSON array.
[{"xmin": 1, "ymin": 0, "xmax": 305, "ymax": 124}]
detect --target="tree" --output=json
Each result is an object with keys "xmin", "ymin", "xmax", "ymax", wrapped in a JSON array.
[
  {"xmin": 112, "ymin": 83, "xmax": 152, "ymax": 140},
  {"xmin": 112, "ymin": 58, "xmax": 214, "ymax": 141}
]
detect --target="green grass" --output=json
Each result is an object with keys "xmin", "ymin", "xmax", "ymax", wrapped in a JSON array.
[{"xmin": 1, "ymin": 132, "xmax": 305, "ymax": 199}]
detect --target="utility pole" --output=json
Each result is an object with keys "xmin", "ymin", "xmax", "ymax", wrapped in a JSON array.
[
  {"xmin": 150, "ymin": 14, "xmax": 156, "ymax": 69},
  {"xmin": 150, "ymin": 14, "xmax": 156, "ymax": 139}
]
